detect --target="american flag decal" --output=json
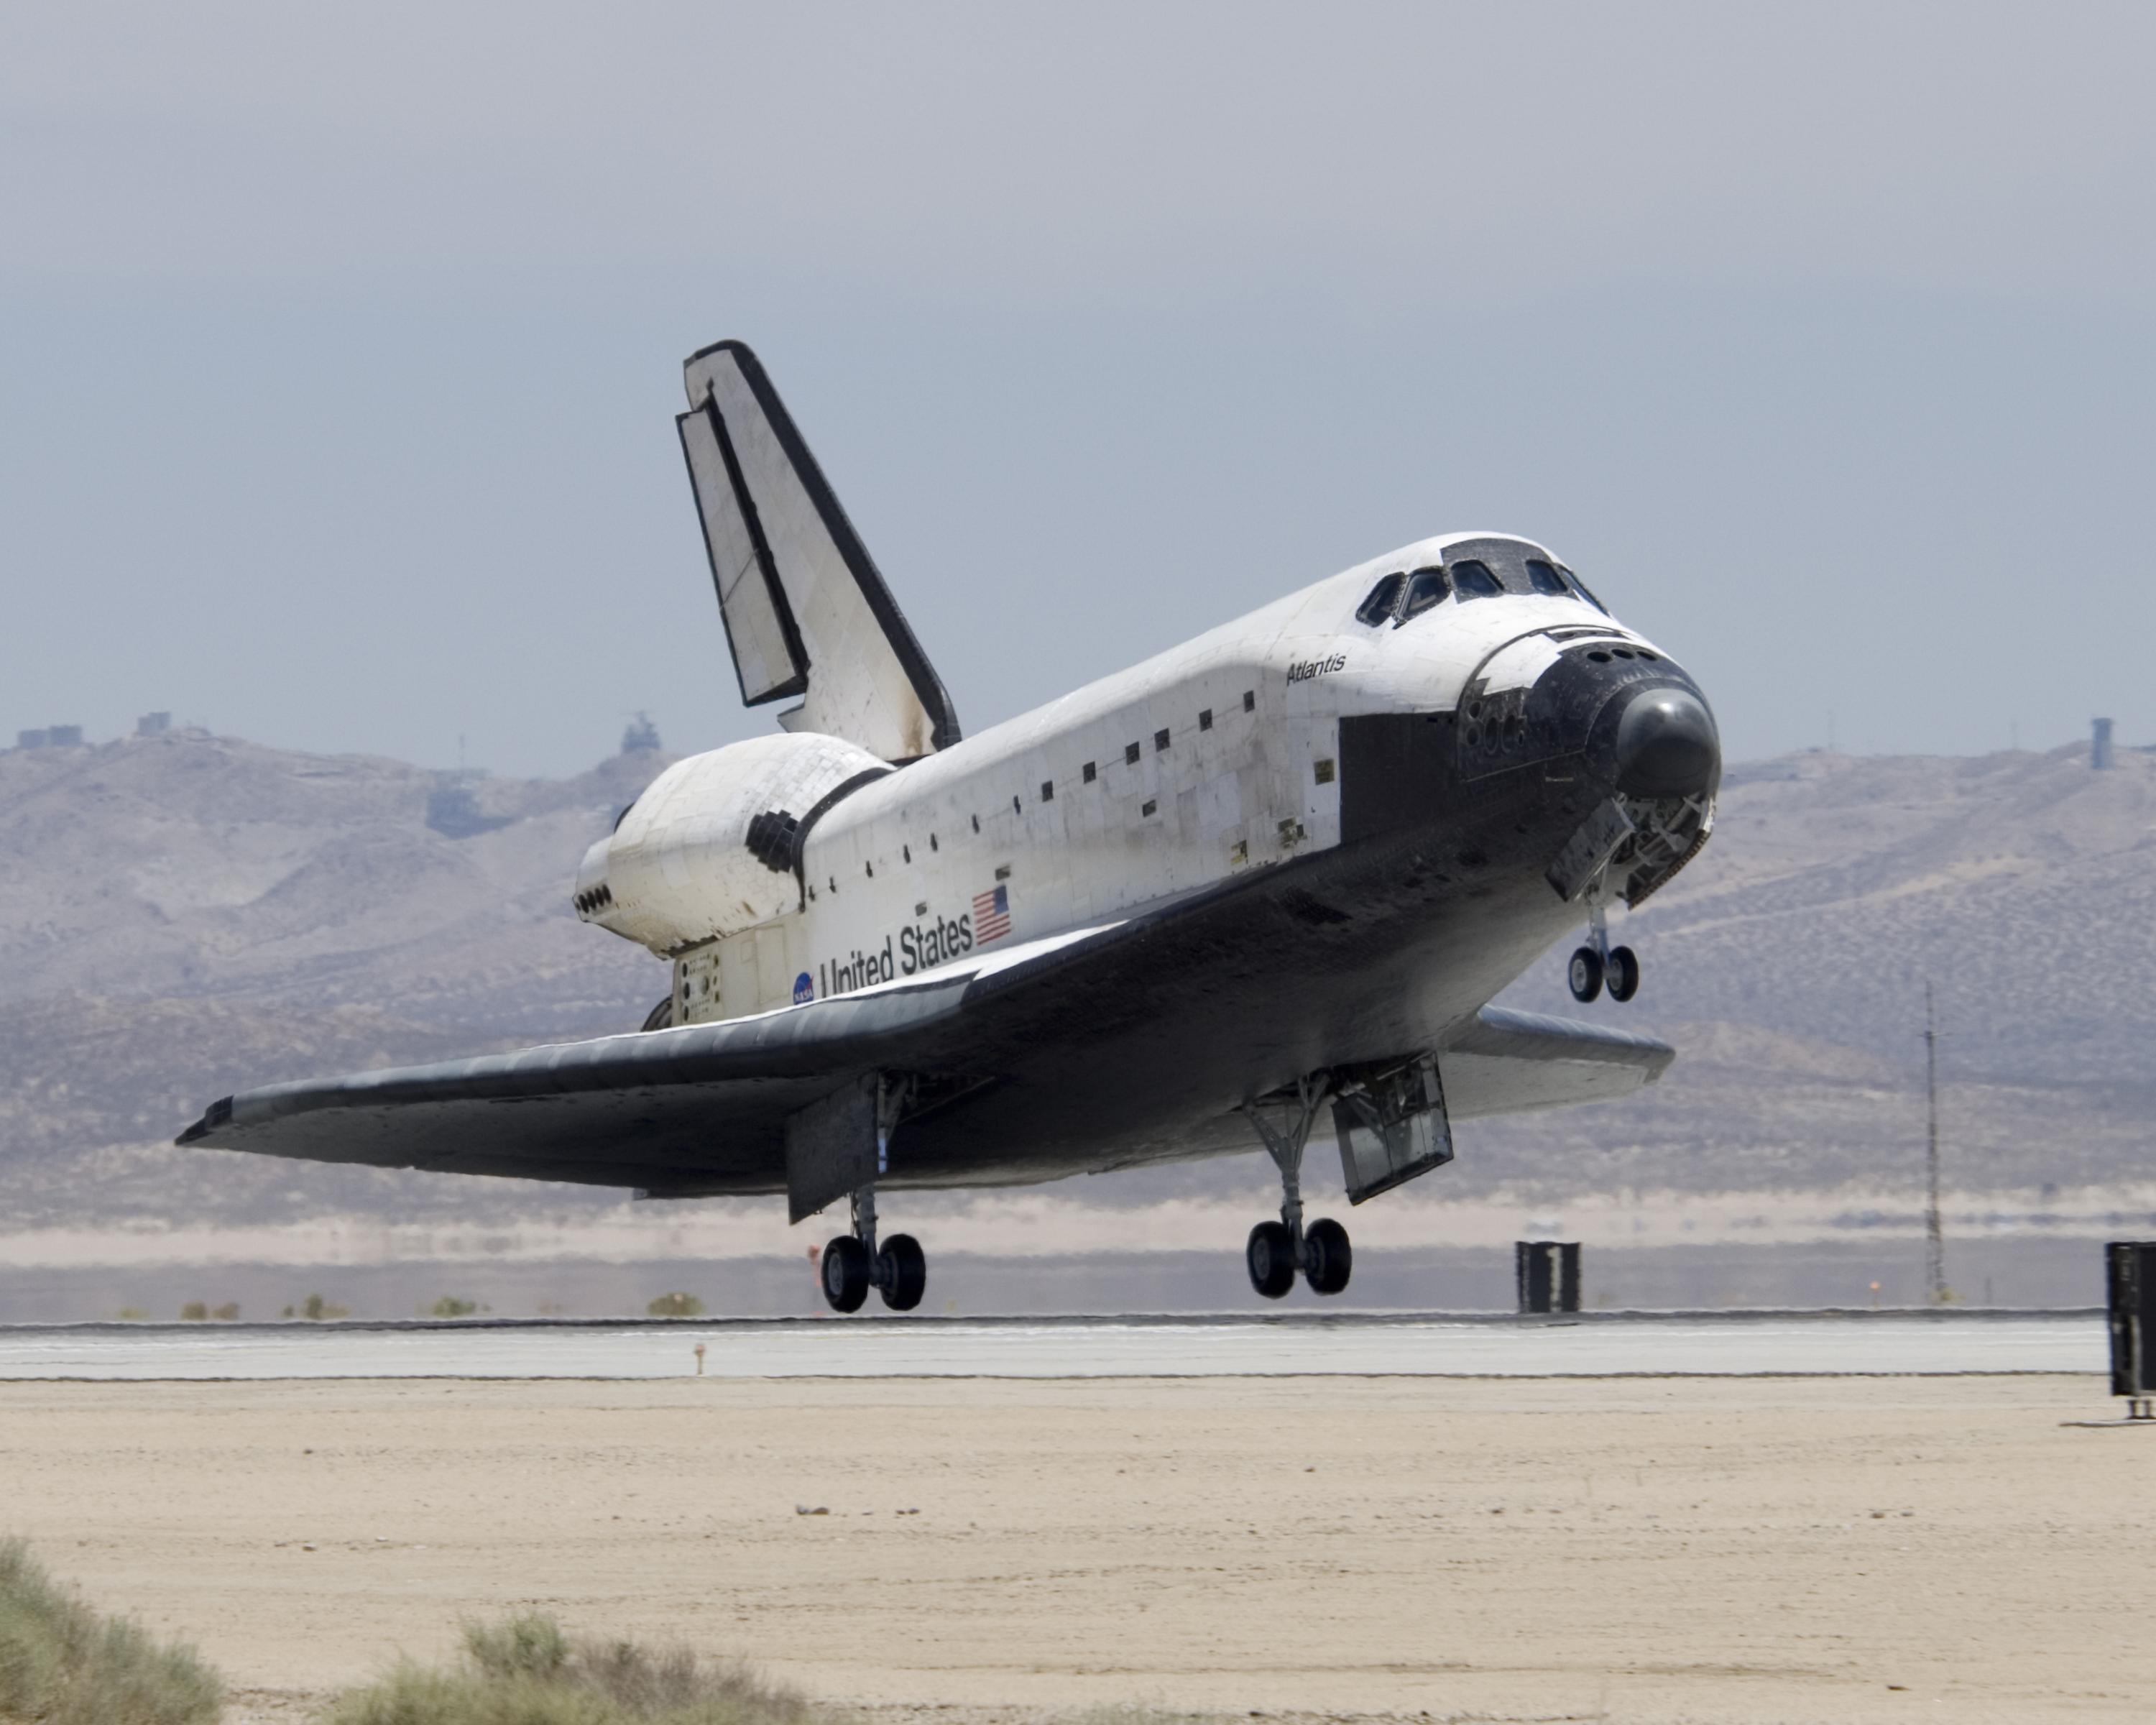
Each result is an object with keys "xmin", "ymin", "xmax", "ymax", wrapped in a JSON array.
[{"xmin": 972, "ymin": 883, "xmax": 1012, "ymax": 944}]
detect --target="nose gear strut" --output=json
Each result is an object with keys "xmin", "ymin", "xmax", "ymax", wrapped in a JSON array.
[
  {"xmin": 1240, "ymin": 1075, "xmax": 1353, "ymax": 1298},
  {"xmin": 1569, "ymin": 897, "xmax": 1640, "ymax": 1004}
]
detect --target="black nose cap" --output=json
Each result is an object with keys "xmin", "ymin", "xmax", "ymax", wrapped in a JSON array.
[{"xmin": 1613, "ymin": 687, "xmax": 1720, "ymax": 798}]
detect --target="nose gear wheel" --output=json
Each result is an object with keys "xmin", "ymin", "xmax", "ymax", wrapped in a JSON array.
[{"xmin": 1568, "ymin": 947, "xmax": 1604, "ymax": 1003}]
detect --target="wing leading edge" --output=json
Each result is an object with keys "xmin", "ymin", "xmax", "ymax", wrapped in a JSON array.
[{"xmin": 1440, "ymin": 1006, "xmax": 1674, "ymax": 1117}]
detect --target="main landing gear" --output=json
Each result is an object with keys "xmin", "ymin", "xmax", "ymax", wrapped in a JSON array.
[
  {"xmin": 820, "ymin": 1187, "xmax": 926, "ymax": 1313},
  {"xmin": 1570, "ymin": 901, "xmax": 1640, "ymax": 1004},
  {"xmin": 1242, "ymin": 1076, "xmax": 1353, "ymax": 1299}
]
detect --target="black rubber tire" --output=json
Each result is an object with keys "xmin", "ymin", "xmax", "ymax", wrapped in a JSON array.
[
  {"xmin": 1246, "ymin": 1220, "xmax": 1296, "ymax": 1299},
  {"xmin": 1304, "ymin": 1218, "xmax": 1353, "ymax": 1295},
  {"xmin": 1606, "ymin": 945, "xmax": 1641, "ymax": 1003},
  {"xmin": 820, "ymin": 1236, "xmax": 871, "ymax": 1313},
  {"xmin": 879, "ymin": 1233, "xmax": 927, "ymax": 1311},
  {"xmin": 1567, "ymin": 946, "xmax": 1604, "ymax": 1003}
]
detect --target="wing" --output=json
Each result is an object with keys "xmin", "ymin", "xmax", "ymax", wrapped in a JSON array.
[
  {"xmin": 1441, "ymin": 1006, "xmax": 1674, "ymax": 1116},
  {"xmin": 676, "ymin": 340, "xmax": 960, "ymax": 762},
  {"xmin": 175, "ymin": 924, "xmax": 1123, "ymax": 1197}
]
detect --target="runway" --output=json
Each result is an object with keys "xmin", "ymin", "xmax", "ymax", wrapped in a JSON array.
[
  {"xmin": 4, "ymin": 1371, "xmax": 2146, "ymax": 1723},
  {"xmin": 0, "ymin": 1307, "xmax": 2106, "ymax": 1379}
]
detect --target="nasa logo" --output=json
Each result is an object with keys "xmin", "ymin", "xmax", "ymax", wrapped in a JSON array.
[{"xmin": 792, "ymin": 972, "xmax": 814, "ymax": 1005}]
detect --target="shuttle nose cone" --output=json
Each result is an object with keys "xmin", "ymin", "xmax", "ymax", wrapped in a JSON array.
[{"xmin": 1613, "ymin": 687, "xmax": 1719, "ymax": 798}]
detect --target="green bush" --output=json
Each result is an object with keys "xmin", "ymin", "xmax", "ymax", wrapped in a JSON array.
[
  {"xmin": 0, "ymin": 1538, "xmax": 222, "ymax": 1725},
  {"xmin": 430, "ymin": 1296, "xmax": 479, "ymax": 1318},
  {"xmin": 645, "ymin": 1293, "xmax": 706, "ymax": 1319},
  {"xmin": 319, "ymin": 1612, "xmax": 822, "ymax": 1725}
]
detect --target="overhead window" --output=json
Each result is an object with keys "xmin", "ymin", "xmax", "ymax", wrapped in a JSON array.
[
  {"xmin": 1397, "ymin": 566, "xmax": 1450, "ymax": 622},
  {"xmin": 1559, "ymin": 564, "xmax": 1609, "ymax": 614},
  {"xmin": 1524, "ymin": 558, "xmax": 1570, "ymax": 597},
  {"xmin": 1450, "ymin": 558, "xmax": 1503, "ymax": 600},
  {"xmin": 1356, "ymin": 572, "xmax": 1406, "ymax": 627}
]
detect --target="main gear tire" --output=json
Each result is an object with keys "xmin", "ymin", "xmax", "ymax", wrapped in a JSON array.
[
  {"xmin": 1606, "ymin": 945, "xmax": 1641, "ymax": 1002},
  {"xmin": 1304, "ymin": 1217, "xmax": 1353, "ymax": 1295},
  {"xmin": 879, "ymin": 1233, "xmax": 927, "ymax": 1311},
  {"xmin": 820, "ymin": 1236, "xmax": 871, "ymax": 1313},
  {"xmin": 1246, "ymin": 1220, "xmax": 1296, "ymax": 1300}
]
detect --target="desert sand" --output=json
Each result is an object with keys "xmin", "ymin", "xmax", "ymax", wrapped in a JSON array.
[{"xmin": 1, "ymin": 1374, "xmax": 2150, "ymax": 1723}]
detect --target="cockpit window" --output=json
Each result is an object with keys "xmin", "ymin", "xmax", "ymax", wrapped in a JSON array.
[
  {"xmin": 1558, "ymin": 564, "xmax": 1608, "ymax": 614},
  {"xmin": 1355, "ymin": 571, "xmax": 1406, "ymax": 627},
  {"xmin": 1450, "ymin": 558, "xmax": 1503, "ymax": 600},
  {"xmin": 1524, "ymin": 558, "xmax": 1570, "ymax": 597},
  {"xmin": 1398, "ymin": 566, "xmax": 1450, "ymax": 622}
]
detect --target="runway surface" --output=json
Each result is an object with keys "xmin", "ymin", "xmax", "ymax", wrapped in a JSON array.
[{"xmin": 0, "ymin": 1308, "xmax": 2106, "ymax": 1379}]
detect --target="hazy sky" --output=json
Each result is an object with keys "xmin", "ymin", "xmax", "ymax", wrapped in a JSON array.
[{"xmin": 4, "ymin": 3, "xmax": 2151, "ymax": 776}]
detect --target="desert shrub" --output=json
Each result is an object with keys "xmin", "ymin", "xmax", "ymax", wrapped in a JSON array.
[
  {"xmin": 430, "ymin": 1296, "xmax": 479, "ymax": 1318},
  {"xmin": 319, "ymin": 1611, "xmax": 823, "ymax": 1725},
  {"xmin": 114, "ymin": 1306, "xmax": 150, "ymax": 1321},
  {"xmin": 0, "ymin": 1537, "xmax": 222, "ymax": 1725},
  {"xmin": 645, "ymin": 1293, "xmax": 705, "ymax": 1319},
  {"xmin": 295, "ymin": 1294, "xmax": 350, "ymax": 1321},
  {"xmin": 211, "ymin": 1303, "xmax": 240, "ymax": 1322},
  {"xmin": 179, "ymin": 1302, "xmax": 208, "ymax": 1322}
]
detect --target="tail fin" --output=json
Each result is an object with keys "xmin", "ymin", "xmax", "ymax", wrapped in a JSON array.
[{"xmin": 676, "ymin": 341, "xmax": 960, "ymax": 761}]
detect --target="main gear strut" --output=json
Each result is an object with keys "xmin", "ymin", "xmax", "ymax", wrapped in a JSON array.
[
  {"xmin": 819, "ymin": 1076, "xmax": 926, "ymax": 1313},
  {"xmin": 1240, "ymin": 1075, "xmax": 1352, "ymax": 1298}
]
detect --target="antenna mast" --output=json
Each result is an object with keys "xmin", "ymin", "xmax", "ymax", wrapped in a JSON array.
[{"xmin": 1924, "ymin": 983, "xmax": 1947, "ymax": 1304}]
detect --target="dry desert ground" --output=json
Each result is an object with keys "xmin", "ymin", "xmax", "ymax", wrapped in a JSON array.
[{"xmin": 1, "ymin": 1374, "xmax": 2150, "ymax": 1724}]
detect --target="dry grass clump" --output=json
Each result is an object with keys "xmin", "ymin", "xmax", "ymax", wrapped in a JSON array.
[
  {"xmin": 318, "ymin": 1612, "xmax": 828, "ymax": 1725},
  {"xmin": 0, "ymin": 1538, "xmax": 222, "ymax": 1725}
]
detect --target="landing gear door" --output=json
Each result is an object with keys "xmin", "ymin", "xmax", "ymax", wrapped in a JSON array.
[{"xmin": 1332, "ymin": 1056, "xmax": 1454, "ymax": 1205}]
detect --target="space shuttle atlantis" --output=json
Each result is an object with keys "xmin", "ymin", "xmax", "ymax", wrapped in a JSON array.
[{"xmin": 183, "ymin": 340, "xmax": 1721, "ymax": 1312}]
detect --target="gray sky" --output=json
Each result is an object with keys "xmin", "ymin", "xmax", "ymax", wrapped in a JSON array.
[{"xmin": 4, "ymin": 3, "xmax": 2151, "ymax": 776}]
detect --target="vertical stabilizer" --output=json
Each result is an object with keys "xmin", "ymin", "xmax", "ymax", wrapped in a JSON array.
[{"xmin": 678, "ymin": 341, "xmax": 960, "ymax": 761}]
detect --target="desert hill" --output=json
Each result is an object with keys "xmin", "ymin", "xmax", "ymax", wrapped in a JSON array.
[{"xmin": 0, "ymin": 727, "xmax": 2150, "ymax": 1226}]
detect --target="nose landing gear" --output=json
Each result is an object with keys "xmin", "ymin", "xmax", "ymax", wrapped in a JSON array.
[
  {"xmin": 1570, "ymin": 903, "xmax": 1640, "ymax": 1004},
  {"xmin": 1241, "ymin": 1077, "xmax": 1354, "ymax": 1299}
]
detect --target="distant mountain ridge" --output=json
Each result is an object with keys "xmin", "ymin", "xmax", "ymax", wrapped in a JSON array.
[{"xmin": 0, "ymin": 730, "xmax": 2148, "ymax": 1226}]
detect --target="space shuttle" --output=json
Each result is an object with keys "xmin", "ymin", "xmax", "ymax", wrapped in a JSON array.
[{"xmin": 183, "ymin": 340, "xmax": 1720, "ymax": 1312}]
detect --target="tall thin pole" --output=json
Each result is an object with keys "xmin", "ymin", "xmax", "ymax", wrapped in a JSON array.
[{"xmin": 1924, "ymin": 983, "xmax": 1946, "ymax": 1304}]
